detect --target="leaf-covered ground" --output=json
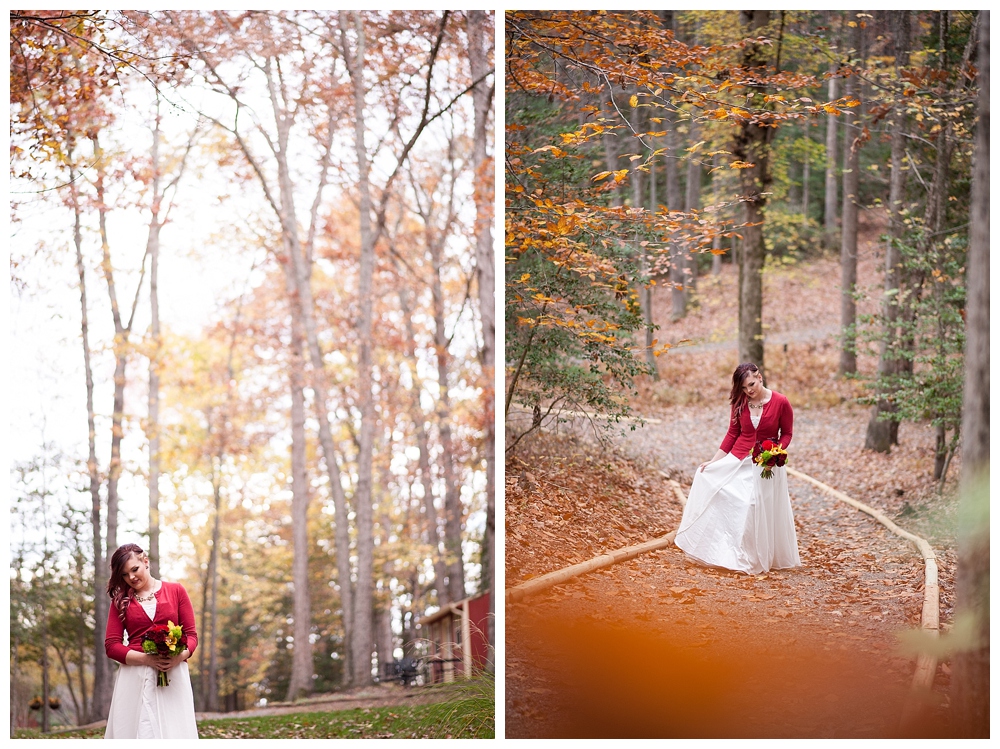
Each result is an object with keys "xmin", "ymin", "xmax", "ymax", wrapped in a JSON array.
[
  {"xmin": 18, "ymin": 683, "xmax": 494, "ymax": 739},
  {"xmin": 505, "ymin": 216, "xmax": 960, "ymax": 737}
]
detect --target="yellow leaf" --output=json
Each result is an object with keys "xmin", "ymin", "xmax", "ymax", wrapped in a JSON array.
[
  {"xmin": 592, "ymin": 171, "xmax": 612, "ymax": 181},
  {"xmin": 630, "ymin": 94, "xmax": 639, "ymax": 108},
  {"xmin": 686, "ymin": 140, "xmax": 705, "ymax": 153}
]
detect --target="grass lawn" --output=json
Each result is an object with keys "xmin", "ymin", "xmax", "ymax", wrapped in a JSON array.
[{"xmin": 15, "ymin": 699, "xmax": 494, "ymax": 739}]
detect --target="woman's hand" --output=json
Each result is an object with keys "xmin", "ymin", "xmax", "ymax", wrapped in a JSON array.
[
  {"xmin": 698, "ymin": 461, "xmax": 710, "ymax": 472},
  {"xmin": 157, "ymin": 649, "xmax": 189, "ymax": 672}
]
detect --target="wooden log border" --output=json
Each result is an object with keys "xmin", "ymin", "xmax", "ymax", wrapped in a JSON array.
[
  {"xmin": 786, "ymin": 467, "xmax": 940, "ymax": 692},
  {"xmin": 505, "ymin": 532, "xmax": 677, "ymax": 604}
]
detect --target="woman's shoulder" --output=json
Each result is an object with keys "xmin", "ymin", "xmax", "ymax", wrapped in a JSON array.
[
  {"xmin": 159, "ymin": 580, "xmax": 189, "ymax": 595},
  {"xmin": 769, "ymin": 391, "xmax": 791, "ymax": 408}
]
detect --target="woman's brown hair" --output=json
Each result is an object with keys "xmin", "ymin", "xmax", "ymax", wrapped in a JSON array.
[
  {"xmin": 729, "ymin": 362, "xmax": 760, "ymax": 421},
  {"xmin": 107, "ymin": 543, "xmax": 146, "ymax": 622}
]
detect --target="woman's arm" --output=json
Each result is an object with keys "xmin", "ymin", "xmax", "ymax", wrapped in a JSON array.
[
  {"xmin": 778, "ymin": 397, "xmax": 793, "ymax": 450},
  {"xmin": 104, "ymin": 604, "xmax": 132, "ymax": 664},
  {"xmin": 719, "ymin": 406, "xmax": 741, "ymax": 454},
  {"xmin": 699, "ymin": 448, "xmax": 728, "ymax": 472},
  {"xmin": 176, "ymin": 583, "xmax": 198, "ymax": 659}
]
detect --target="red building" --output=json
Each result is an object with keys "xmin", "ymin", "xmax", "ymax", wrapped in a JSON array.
[{"xmin": 418, "ymin": 591, "xmax": 491, "ymax": 683}]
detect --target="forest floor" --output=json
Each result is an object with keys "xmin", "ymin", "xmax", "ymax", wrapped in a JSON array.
[
  {"xmin": 505, "ymin": 213, "xmax": 961, "ymax": 738},
  {"xmin": 24, "ymin": 681, "xmax": 491, "ymax": 739}
]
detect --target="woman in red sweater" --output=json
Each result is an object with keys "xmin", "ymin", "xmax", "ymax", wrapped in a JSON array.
[
  {"xmin": 104, "ymin": 543, "xmax": 199, "ymax": 738},
  {"xmin": 674, "ymin": 362, "xmax": 801, "ymax": 574}
]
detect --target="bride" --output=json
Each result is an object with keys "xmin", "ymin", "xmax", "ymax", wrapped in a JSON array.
[
  {"xmin": 104, "ymin": 543, "xmax": 199, "ymax": 738},
  {"xmin": 674, "ymin": 362, "xmax": 801, "ymax": 575}
]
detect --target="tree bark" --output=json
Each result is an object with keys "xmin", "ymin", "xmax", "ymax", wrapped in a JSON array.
[
  {"xmin": 838, "ymin": 15, "xmax": 862, "ymax": 376},
  {"xmin": 865, "ymin": 10, "xmax": 910, "ymax": 451},
  {"xmin": 952, "ymin": 10, "xmax": 989, "ymax": 738},
  {"xmin": 800, "ymin": 118, "xmax": 810, "ymax": 224},
  {"xmin": 147, "ymin": 100, "xmax": 163, "ymax": 578},
  {"xmin": 734, "ymin": 10, "xmax": 772, "ymax": 371},
  {"xmin": 396, "ymin": 271, "xmax": 449, "ymax": 595},
  {"xmin": 68, "ymin": 133, "xmax": 112, "ymax": 722},
  {"xmin": 206, "ymin": 460, "xmax": 222, "ymax": 710},
  {"xmin": 685, "ymin": 120, "xmax": 702, "ymax": 295},
  {"xmin": 429, "ymin": 227, "xmax": 465, "ymax": 605},
  {"xmin": 92, "ymin": 134, "xmax": 127, "ymax": 556},
  {"xmin": 467, "ymin": 10, "xmax": 496, "ymax": 658},
  {"xmin": 824, "ymin": 13, "xmax": 840, "ymax": 248},
  {"xmin": 341, "ymin": 10, "xmax": 376, "ymax": 686}
]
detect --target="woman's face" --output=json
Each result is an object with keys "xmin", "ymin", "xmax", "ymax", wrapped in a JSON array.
[
  {"xmin": 120, "ymin": 553, "xmax": 152, "ymax": 591},
  {"xmin": 742, "ymin": 370, "xmax": 764, "ymax": 399}
]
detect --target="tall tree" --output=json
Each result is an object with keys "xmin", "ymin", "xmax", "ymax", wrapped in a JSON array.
[
  {"xmin": 838, "ymin": 13, "xmax": 863, "ymax": 376},
  {"xmin": 466, "ymin": 12, "xmax": 496, "ymax": 648},
  {"xmin": 952, "ymin": 10, "xmax": 988, "ymax": 737},
  {"xmin": 823, "ymin": 11, "xmax": 841, "ymax": 248},
  {"xmin": 734, "ymin": 10, "xmax": 772, "ymax": 371},
  {"xmin": 339, "ymin": 9, "xmax": 379, "ymax": 686},
  {"xmin": 865, "ymin": 11, "xmax": 911, "ymax": 451}
]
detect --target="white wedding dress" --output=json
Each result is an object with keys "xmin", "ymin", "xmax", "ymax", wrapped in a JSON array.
[
  {"xmin": 105, "ymin": 597, "xmax": 199, "ymax": 739},
  {"xmin": 674, "ymin": 409, "xmax": 801, "ymax": 574}
]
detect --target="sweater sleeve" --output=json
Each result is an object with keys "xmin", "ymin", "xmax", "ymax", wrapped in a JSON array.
[
  {"xmin": 778, "ymin": 397, "xmax": 793, "ymax": 450},
  {"xmin": 176, "ymin": 583, "xmax": 198, "ymax": 657},
  {"xmin": 719, "ymin": 405, "xmax": 741, "ymax": 453},
  {"xmin": 104, "ymin": 604, "xmax": 130, "ymax": 664}
]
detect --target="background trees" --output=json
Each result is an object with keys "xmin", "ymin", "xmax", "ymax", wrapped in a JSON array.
[{"xmin": 10, "ymin": 9, "xmax": 494, "ymax": 726}]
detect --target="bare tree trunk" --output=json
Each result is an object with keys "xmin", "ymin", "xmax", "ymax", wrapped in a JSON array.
[
  {"xmin": 147, "ymin": 101, "xmax": 163, "ymax": 578},
  {"xmin": 952, "ymin": 10, "xmax": 989, "ymax": 738},
  {"xmin": 341, "ymin": 11, "xmax": 376, "ymax": 686},
  {"xmin": 838, "ymin": 15, "xmax": 862, "ymax": 376},
  {"xmin": 865, "ymin": 10, "xmax": 910, "ymax": 451},
  {"xmin": 711, "ymin": 152, "xmax": 724, "ymax": 275},
  {"xmin": 632, "ymin": 94, "xmax": 659, "ymax": 378},
  {"xmin": 666, "ymin": 123, "xmax": 686, "ymax": 319},
  {"xmin": 92, "ymin": 134, "xmax": 126, "ymax": 556},
  {"xmin": 429, "ymin": 232, "xmax": 465, "ymax": 605},
  {"xmin": 284, "ymin": 309, "xmax": 313, "ymax": 700},
  {"xmin": 685, "ymin": 120, "xmax": 702, "ymax": 297},
  {"xmin": 735, "ymin": 10, "xmax": 772, "ymax": 371},
  {"xmin": 68, "ymin": 133, "xmax": 112, "ymax": 722},
  {"xmin": 54, "ymin": 647, "xmax": 82, "ymax": 725},
  {"xmin": 395, "ymin": 270, "xmax": 449, "ymax": 601},
  {"xmin": 206, "ymin": 461, "xmax": 222, "ymax": 710},
  {"xmin": 467, "ymin": 10, "xmax": 496, "ymax": 658},
  {"xmin": 824, "ymin": 13, "xmax": 840, "ymax": 248},
  {"xmin": 801, "ymin": 118, "xmax": 811, "ymax": 224}
]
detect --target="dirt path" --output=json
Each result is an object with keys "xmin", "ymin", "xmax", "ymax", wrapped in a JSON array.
[{"xmin": 505, "ymin": 409, "xmax": 955, "ymax": 738}]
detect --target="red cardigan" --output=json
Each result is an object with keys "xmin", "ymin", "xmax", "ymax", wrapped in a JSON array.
[
  {"xmin": 104, "ymin": 581, "xmax": 198, "ymax": 665},
  {"xmin": 719, "ymin": 390, "xmax": 793, "ymax": 459}
]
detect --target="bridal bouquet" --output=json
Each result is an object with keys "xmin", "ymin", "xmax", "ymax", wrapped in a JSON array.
[
  {"xmin": 752, "ymin": 439, "xmax": 787, "ymax": 480},
  {"xmin": 142, "ymin": 621, "xmax": 187, "ymax": 687}
]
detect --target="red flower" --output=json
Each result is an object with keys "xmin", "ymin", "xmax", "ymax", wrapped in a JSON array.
[{"xmin": 144, "ymin": 625, "xmax": 172, "ymax": 650}]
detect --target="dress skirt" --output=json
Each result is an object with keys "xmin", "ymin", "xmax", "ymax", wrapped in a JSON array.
[
  {"xmin": 674, "ymin": 453, "xmax": 801, "ymax": 575},
  {"xmin": 105, "ymin": 661, "xmax": 199, "ymax": 739}
]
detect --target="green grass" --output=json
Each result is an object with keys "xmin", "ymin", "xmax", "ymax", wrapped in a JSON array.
[{"xmin": 14, "ymin": 689, "xmax": 495, "ymax": 739}]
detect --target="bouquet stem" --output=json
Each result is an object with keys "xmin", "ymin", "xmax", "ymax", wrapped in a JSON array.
[{"xmin": 157, "ymin": 670, "xmax": 169, "ymax": 687}]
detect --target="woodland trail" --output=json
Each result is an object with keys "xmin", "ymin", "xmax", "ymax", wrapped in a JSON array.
[{"xmin": 505, "ymin": 408, "xmax": 955, "ymax": 738}]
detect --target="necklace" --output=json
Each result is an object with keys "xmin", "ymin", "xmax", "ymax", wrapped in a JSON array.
[
  {"xmin": 748, "ymin": 400, "xmax": 764, "ymax": 410},
  {"xmin": 134, "ymin": 585, "xmax": 158, "ymax": 603}
]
